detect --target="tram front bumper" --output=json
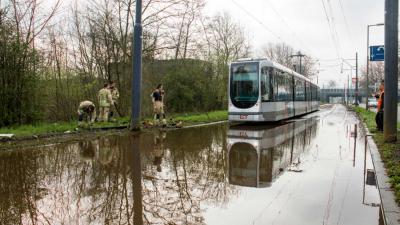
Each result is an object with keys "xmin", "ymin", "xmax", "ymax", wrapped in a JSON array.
[{"xmin": 228, "ymin": 113, "xmax": 264, "ymax": 122}]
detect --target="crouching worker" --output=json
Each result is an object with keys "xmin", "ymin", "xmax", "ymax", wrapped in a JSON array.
[{"xmin": 78, "ymin": 101, "xmax": 96, "ymax": 126}]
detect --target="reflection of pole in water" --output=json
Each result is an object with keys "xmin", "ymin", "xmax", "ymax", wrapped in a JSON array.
[
  {"xmin": 290, "ymin": 127, "xmax": 295, "ymax": 164},
  {"xmin": 131, "ymin": 134, "xmax": 143, "ymax": 225},
  {"xmin": 353, "ymin": 125, "xmax": 357, "ymax": 167},
  {"xmin": 363, "ymin": 135, "xmax": 368, "ymax": 204}
]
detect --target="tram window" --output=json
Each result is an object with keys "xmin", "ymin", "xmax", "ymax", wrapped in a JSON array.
[
  {"xmin": 314, "ymin": 86, "xmax": 317, "ymax": 100},
  {"xmin": 313, "ymin": 86, "xmax": 316, "ymax": 100},
  {"xmin": 271, "ymin": 70, "xmax": 295, "ymax": 102},
  {"xmin": 273, "ymin": 70, "xmax": 279, "ymax": 101},
  {"xmin": 306, "ymin": 82, "xmax": 310, "ymax": 101},
  {"xmin": 261, "ymin": 67, "xmax": 270, "ymax": 101},
  {"xmin": 311, "ymin": 86, "xmax": 314, "ymax": 100},
  {"xmin": 295, "ymin": 79, "xmax": 305, "ymax": 101},
  {"xmin": 311, "ymin": 86, "xmax": 317, "ymax": 101},
  {"xmin": 288, "ymin": 73, "xmax": 294, "ymax": 100},
  {"xmin": 310, "ymin": 86, "xmax": 313, "ymax": 100},
  {"xmin": 274, "ymin": 71, "xmax": 284, "ymax": 101}
]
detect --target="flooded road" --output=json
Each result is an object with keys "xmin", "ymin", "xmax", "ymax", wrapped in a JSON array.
[{"xmin": 0, "ymin": 104, "xmax": 382, "ymax": 225}]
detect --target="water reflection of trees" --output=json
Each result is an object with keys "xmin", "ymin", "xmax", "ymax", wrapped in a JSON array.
[{"xmin": 0, "ymin": 124, "xmax": 236, "ymax": 224}]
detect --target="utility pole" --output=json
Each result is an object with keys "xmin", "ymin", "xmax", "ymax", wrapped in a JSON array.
[
  {"xmin": 130, "ymin": 0, "xmax": 143, "ymax": 130},
  {"xmin": 347, "ymin": 73, "xmax": 350, "ymax": 105},
  {"xmin": 384, "ymin": 0, "xmax": 398, "ymax": 142},
  {"xmin": 355, "ymin": 52, "xmax": 359, "ymax": 106},
  {"xmin": 291, "ymin": 51, "xmax": 306, "ymax": 74}
]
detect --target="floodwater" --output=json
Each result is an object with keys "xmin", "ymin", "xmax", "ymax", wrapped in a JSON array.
[{"xmin": 0, "ymin": 105, "xmax": 383, "ymax": 225}]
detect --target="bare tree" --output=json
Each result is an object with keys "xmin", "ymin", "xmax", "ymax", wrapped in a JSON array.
[
  {"xmin": 206, "ymin": 12, "xmax": 250, "ymax": 66},
  {"xmin": 262, "ymin": 42, "xmax": 294, "ymax": 68},
  {"xmin": 163, "ymin": 0, "xmax": 205, "ymax": 59},
  {"xmin": 360, "ymin": 61, "xmax": 384, "ymax": 92},
  {"xmin": 262, "ymin": 42, "xmax": 317, "ymax": 78},
  {"xmin": 327, "ymin": 80, "xmax": 337, "ymax": 88},
  {"xmin": 200, "ymin": 12, "xmax": 251, "ymax": 107}
]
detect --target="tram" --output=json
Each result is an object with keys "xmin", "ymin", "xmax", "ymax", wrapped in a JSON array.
[
  {"xmin": 227, "ymin": 117, "xmax": 318, "ymax": 188},
  {"xmin": 228, "ymin": 58, "xmax": 320, "ymax": 122}
]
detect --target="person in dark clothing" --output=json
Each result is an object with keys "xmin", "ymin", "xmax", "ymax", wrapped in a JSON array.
[
  {"xmin": 152, "ymin": 84, "xmax": 166, "ymax": 126},
  {"xmin": 374, "ymin": 80, "xmax": 384, "ymax": 131}
]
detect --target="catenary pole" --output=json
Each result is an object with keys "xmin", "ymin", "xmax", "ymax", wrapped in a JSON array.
[
  {"xmin": 383, "ymin": 0, "xmax": 398, "ymax": 142},
  {"xmin": 355, "ymin": 52, "xmax": 359, "ymax": 106},
  {"xmin": 130, "ymin": 0, "xmax": 143, "ymax": 130},
  {"xmin": 290, "ymin": 51, "xmax": 306, "ymax": 74}
]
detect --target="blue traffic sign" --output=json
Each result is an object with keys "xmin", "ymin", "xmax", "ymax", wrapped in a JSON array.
[{"xmin": 370, "ymin": 45, "xmax": 384, "ymax": 61}]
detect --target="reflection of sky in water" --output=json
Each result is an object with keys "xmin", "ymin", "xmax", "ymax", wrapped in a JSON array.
[{"xmin": 0, "ymin": 106, "xmax": 381, "ymax": 225}]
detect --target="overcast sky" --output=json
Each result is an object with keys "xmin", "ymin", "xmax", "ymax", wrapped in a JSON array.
[{"xmin": 204, "ymin": 0, "xmax": 385, "ymax": 87}]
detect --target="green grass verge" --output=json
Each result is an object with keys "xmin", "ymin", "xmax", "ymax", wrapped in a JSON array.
[
  {"xmin": 353, "ymin": 107, "xmax": 400, "ymax": 202},
  {"xmin": 0, "ymin": 110, "xmax": 228, "ymax": 138},
  {"xmin": 172, "ymin": 110, "xmax": 227, "ymax": 124}
]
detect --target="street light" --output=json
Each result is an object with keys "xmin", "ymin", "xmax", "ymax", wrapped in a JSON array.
[{"xmin": 366, "ymin": 23, "xmax": 384, "ymax": 110}]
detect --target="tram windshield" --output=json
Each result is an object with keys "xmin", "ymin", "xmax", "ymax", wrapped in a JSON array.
[{"xmin": 230, "ymin": 63, "xmax": 259, "ymax": 108}]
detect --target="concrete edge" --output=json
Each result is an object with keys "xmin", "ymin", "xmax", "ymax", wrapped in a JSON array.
[
  {"xmin": 181, "ymin": 120, "xmax": 228, "ymax": 129},
  {"xmin": 360, "ymin": 120, "xmax": 400, "ymax": 225}
]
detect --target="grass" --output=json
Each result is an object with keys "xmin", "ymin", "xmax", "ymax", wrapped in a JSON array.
[
  {"xmin": 0, "ymin": 110, "xmax": 228, "ymax": 138},
  {"xmin": 353, "ymin": 107, "xmax": 400, "ymax": 202},
  {"xmin": 173, "ymin": 110, "xmax": 227, "ymax": 124},
  {"xmin": 0, "ymin": 121, "xmax": 78, "ymax": 137}
]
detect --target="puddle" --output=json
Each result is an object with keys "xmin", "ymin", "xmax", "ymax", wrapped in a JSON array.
[{"xmin": 0, "ymin": 105, "xmax": 381, "ymax": 225}]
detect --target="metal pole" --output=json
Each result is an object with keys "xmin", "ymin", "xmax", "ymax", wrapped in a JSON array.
[
  {"xmin": 290, "ymin": 51, "xmax": 305, "ymax": 74},
  {"xmin": 384, "ymin": 0, "xmax": 398, "ymax": 142},
  {"xmin": 130, "ymin": 0, "xmax": 143, "ymax": 130},
  {"xmin": 355, "ymin": 52, "xmax": 359, "ymax": 106},
  {"xmin": 366, "ymin": 25, "xmax": 370, "ymax": 110},
  {"xmin": 299, "ymin": 53, "xmax": 302, "ymax": 75}
]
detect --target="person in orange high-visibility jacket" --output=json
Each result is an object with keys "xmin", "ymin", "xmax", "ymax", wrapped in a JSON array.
[{"xmin": 374, "ymin": 80, "xmax": 384, "ymax": 131}]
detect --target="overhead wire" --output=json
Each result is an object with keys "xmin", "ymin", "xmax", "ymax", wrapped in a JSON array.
[
  {"xmin": 262, "ymin": 0, "xmax": 313, "ymax": 55},
  {"xmin": 337, "ymin": 0, "xmax": 355, "ymax": 48},
  {"xmin": 320, "ymin": 0, "xmax": 342, "ymax": 59},
  {"xmin": 326, "ymin": 0, "xmax": 343, "ymax": 58},
  {"xmin": 231, "ymin": 0, "xmax": 283, "ymax": 42},
  {"xmin": 231, "ymin": 0, "xmax": 346, "ymax": 83}
]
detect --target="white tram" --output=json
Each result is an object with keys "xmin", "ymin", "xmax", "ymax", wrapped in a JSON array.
[
  {"xmin": 228, "ymin": 58, "xmax": 320, "ymax": 122},
  {"xmin": 227, "ymin": 117, "xmax": 318, "ymax": 188}
]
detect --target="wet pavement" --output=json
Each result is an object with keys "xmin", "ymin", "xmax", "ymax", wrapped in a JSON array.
[{"xmin": 0, "ymin": 104, "xmax": 383, "ymax": 225}]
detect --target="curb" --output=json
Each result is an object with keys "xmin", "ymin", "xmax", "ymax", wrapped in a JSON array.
[
  {"xmin": 361, "ymin": 121, "xmax": 400, "ymax": 225},
  {"xmin": 181, "ymin": 120, "xmax": 228, "ymax": 129}
]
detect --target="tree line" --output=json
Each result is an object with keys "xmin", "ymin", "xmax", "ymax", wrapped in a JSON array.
[{"xmin": 0, "ymin": 0, "xmax": 317, "ymax": 127}]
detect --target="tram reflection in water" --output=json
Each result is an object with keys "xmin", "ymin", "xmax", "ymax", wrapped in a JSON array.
[{"xmin": 227, "ymin": 117, "xmax": 318, "ymax": 188}]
